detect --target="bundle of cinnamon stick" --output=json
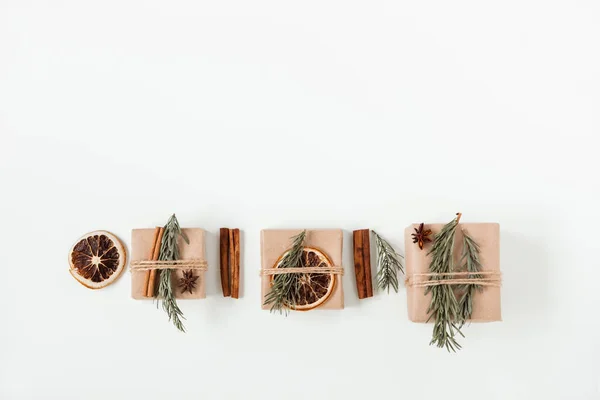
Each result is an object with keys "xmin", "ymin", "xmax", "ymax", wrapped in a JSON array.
[
  {"xmin": 353, "ymin": 229, "xmax": 373, "ymax": 299},
  {"xmin": 143, "ymin": 226, "xmax": 164, "ymax": 297},
  {"xmin": 220, "ymin": 228, "xmax": 240, "ymax": 298}
]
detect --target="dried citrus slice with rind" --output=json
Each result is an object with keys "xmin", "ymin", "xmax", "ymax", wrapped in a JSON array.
[
  {"xmin": 272, "ymin": 246, "xmax": 336, "ymax": 311},
  {"xmin": 69, "ymin": 230, "xmax": 126, "ymax": 289}
]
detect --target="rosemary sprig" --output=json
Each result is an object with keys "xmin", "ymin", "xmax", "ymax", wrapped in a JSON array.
[
  {"xmin": 372, "ymin": 231, "xmax": 404, "ymax": 293},
  {"xmin": 263, "ymin": 230, "xmax": 306, "ymax": 315},
  {"xmin": 457, "ymin": 230, "xmax": 483, "ymax": 325},
  {"xmin": 157, "ymin": 214, "xmax": 189, "ymax": 332},
  {"xmin": 426, "ymin": 213, "xmax": 463, "ymax": 352}
]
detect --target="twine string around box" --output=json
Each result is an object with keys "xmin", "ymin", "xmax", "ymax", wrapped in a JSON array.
[
  {"xmin": 130, "ymin": 259, "xmax": 208, "ymax": 272},
  {"xmin": 405, "ymin": 271, "xmax": 502, "ymax": 288},
  {"xmin": 260, "ymin": 266, "xmax": 344, "ymax": 276}
]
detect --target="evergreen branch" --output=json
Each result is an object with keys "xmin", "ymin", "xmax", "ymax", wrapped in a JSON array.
[
  {"xmin": 157, "ymin": 214, "xmax": 188, "ymax": 332},
  {"xmin": 372, "ymin": 231, "xmax": 404, "ymax": 293},
  {"xmin": 157, "ymin": 267, "xmax": 185, "ymax": 332},
  {"xmin": 426, "ymin": 213, "xmax": 463, "ymax": 352},
  {"xmin": 457, "ymin": 230, "xmax": 483, "ymax": 326},
  {"xmin": 263, "ymin": 230, "xmax": 306, "ymax": 315}
]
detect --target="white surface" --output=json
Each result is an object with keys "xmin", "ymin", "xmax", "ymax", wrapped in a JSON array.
[{"xmin": 1, "ymin": 1, "xmax": 599, "ymax": 399}]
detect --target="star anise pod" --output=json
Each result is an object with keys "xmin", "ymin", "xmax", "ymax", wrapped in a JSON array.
[
  {"xmin": 178, "ymin": 270, "xmax": 199, "ymax": 294},
  {"xmin": 411, "ymin": 223, "xmax": 432, "ymax": 250}
]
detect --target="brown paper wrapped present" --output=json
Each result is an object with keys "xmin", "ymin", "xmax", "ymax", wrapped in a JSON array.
[
  {"xmin": 404, "ymin": 223, "xmax": 501, "ymax": 322},
  {"xmin": 261, "ymin": 229, "xmax": 344, "ymax": 310},
  {"xmin": 131, "ymin": 228, "xmax": 207, "ymax": 300}
]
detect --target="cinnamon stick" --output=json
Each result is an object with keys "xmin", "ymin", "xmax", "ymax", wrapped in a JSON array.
[
  {"xmin": 353, "ymin": 230, "xmax": 366, "ymax": 299},
  {"xmin": 220, "ymin": 228, "xmax": 231, "ymax": 297},
  {"xmin": 361, "ymin": 229, "xmax": 373, "ymax": 298},
  {"xmin": 143, "ymin": 227, "xmax": 161, "ymax": 298},
  {"xmin": 146, "ymin": 227, "xmax": 164, "ymax": 297},
  {"xmin": 353, "ymin": 229, "xmax": 373, "ymax": 299},
  {"xmin": 231, "ymin": 228, "xmax": 240, "ymax": 299},
  {"xmin": 228, "ymin": 230, "xmax": 235, "ymax": 296}
]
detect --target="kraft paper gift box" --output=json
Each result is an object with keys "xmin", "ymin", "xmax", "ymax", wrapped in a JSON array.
[
  {"xmin": 131, "ymin": 228, "xmax": 207, "ymax": 299},
  {"xmin": 404, "ymin": 223, "xmax": 501, "ymax": 322},
  {"xmin": 261, "ymin": 229, "xmax": 344, "ymax": 310}
]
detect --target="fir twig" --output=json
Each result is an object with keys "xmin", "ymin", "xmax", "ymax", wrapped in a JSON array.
[
  {"xmin": 157, "ymin": 214, "xmax": 189, "ymax": 333},
  {"xmin": 457, "ymin": 230, "xmax": 483, "ymax": 326},
  {"xmin": 372, "ymin": 231, "xmax": 404, "ymax": 293},
  {"xmin": 263, "ymin": 230, "xmax": 306, "ymax": 315},
  {"xmin": 426, "ymin": 213, "xmax": 463, "ymax": 352}
]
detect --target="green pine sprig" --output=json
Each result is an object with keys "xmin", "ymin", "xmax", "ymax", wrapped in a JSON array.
[
  {"xmin": 263, "ymin": 230, "xmax": 306, "ymax": 315},
  {"xmin": 426, "ymin": 213, "xmax": 463, "ymax": 352},
  {"xmin": 156, "ymin": 214, "xmax": 189, "ymax": 333},
  {"xmin": 372, "ymin": 231, "xmax": 404, "ymax": 293},
  {"xmin": 457, "ymin": 230, "xmax": 483, "ymax": 326}
]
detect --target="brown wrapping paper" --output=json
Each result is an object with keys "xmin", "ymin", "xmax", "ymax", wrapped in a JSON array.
[
  {"xmin": 131, "ymin": 228, "xmax": 206, "ymax": 300},
  {"xmin": 261, "ymin": 229, "xmax": 344, "ymax": 310},
  {"xmin": 404, "ymin": 223, "xmax": 501, "ymax": 322}
]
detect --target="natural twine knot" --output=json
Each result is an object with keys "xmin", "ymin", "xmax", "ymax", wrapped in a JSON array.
[
  {"xmin": 260, "ymin": 266, "xmax": 344, "ymax": 276},
  {"xmin": 130, "ymin": 259, "xmax": 208, "ymax": 272},
  {"xmin": 405, "ymin": 271, "xmax": 502, "ymax": 288}
]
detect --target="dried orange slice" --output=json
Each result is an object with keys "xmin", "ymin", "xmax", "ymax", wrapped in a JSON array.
[
  {"xmin": 273, "ymin": 247, "xmax": 335, "ymax": 311},
  {"xmin": 69, "ymin": 231, "xmax": 126, "ymax": 289}
]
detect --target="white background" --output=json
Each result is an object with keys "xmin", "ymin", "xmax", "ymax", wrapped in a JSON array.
[{"xmin": 1, "ymin": 1, "xmax": 599, "ymax": 399}]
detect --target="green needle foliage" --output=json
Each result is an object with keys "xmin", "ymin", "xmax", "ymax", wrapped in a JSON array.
[
  {"xmin": 426, "ymin": 214, "xmax": 463, "ymax": 352},
  {"xmin": 457, "ymin": 231, "xmax": 483, "ymax": 325},
  {"xmin": 372, "ymin": 231, "xmax": 404, "ymax": 293},
  {"xmin": 157, "ymin": 214, "xmax": 189, "ymax": 333},
  {"xmin": 263, "ymin": 230, "xmax": 306, "ymax": 315}
]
